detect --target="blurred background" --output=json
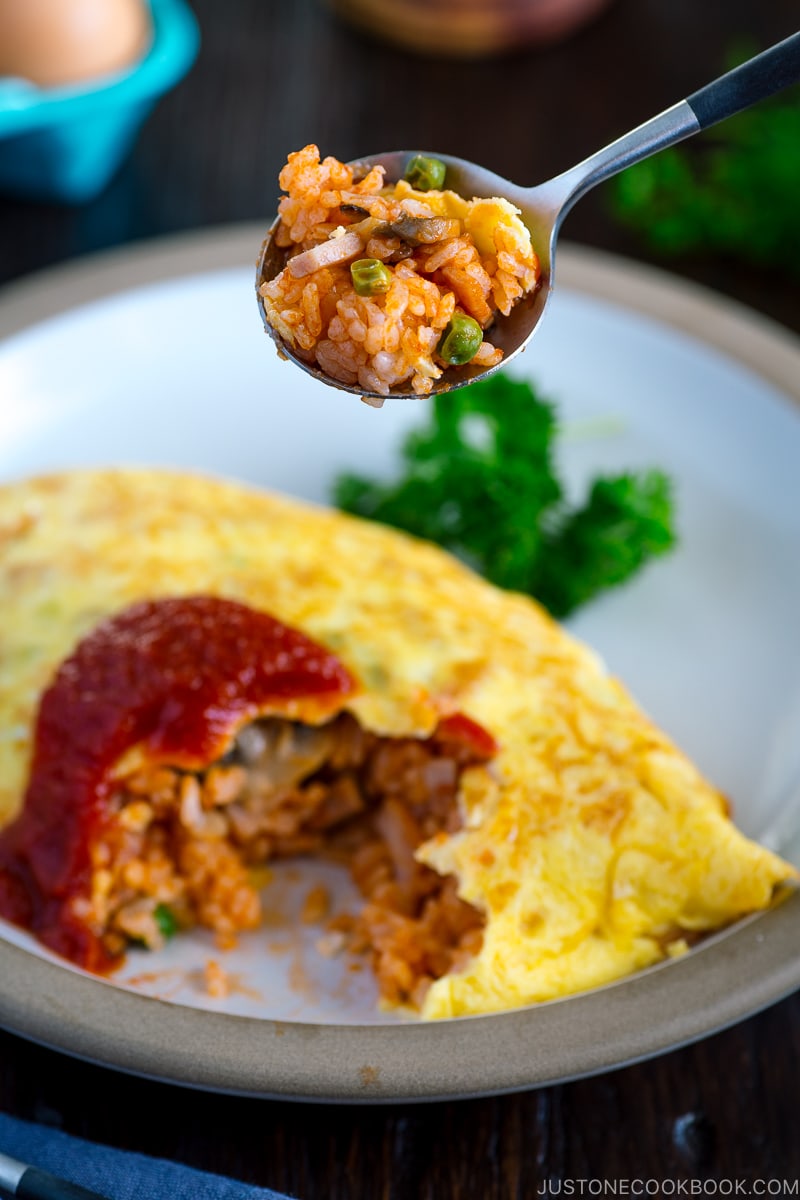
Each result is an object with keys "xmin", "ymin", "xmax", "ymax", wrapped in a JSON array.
[{"xmin": 0, "ymin": 0, "xmax": 798, "ymax": 339}]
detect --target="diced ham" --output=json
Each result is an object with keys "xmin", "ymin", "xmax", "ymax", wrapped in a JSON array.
[{"xmin": 287, "ymin": 231, "xmax": 364, "ymax": 278}]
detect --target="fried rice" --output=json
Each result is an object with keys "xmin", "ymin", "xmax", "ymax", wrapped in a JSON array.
[
  {"xmin": 259, "ymin": 144, "xmax": 540, "ymax": 397},
  {"xmin": 85, "ymin": 711, "xmax": 487, "ymax": 1011}
]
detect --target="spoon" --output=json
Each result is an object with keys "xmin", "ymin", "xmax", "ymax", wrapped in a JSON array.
[{"xmin": 256, "ymin": 31, "xmax": 800, "ymax": 403}]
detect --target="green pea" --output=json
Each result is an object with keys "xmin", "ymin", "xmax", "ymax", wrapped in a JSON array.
[
  {"xmin": 404, "ymin": 155, "xmax": 447, "ymax": 192},
  {"xmin": 437, "ymin": 314, "xmax": 484, "ymax": 365},
  {"xmin": 351, "ymin": 258, "xmax": 393, "ymax": 297},
  {"xmin": 154, "ymin": 903, "xmax": 178, "ymax": 940}
]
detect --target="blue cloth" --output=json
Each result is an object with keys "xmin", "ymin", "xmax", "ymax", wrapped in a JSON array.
[{"xmin": 0, "ymin": 1112, "xmax": 293, "ymax": 1200}]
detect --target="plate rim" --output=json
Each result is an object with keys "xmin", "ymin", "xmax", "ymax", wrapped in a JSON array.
[
  {"xmin": 3, "ymin": 227, "xmax": 800, "ymax": 406},
  {"xmin": 0, "ymin": 227, "xmax": 799, "ymax": 1102},
  {"xmin": 0, "ymin": 894, "xmax": 798, "ymax": 1103}
]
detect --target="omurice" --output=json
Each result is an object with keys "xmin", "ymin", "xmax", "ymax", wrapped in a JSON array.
[{"xmin": 0, "ymin": 467, "xmax": 793, "ymax": 1018}]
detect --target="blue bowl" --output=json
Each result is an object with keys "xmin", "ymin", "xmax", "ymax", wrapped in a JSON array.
[{"xmin": 0, "ymin": 0, "xmax": 199, "ymax": 204}]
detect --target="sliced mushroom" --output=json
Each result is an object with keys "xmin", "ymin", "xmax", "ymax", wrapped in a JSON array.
[
  {"xmin": 236, "ymin": 718, "xmax": 336, "ymax": 789},
  {"xmin": 382, "ymin": 216, "xmax": 462, "ymax": 246}
]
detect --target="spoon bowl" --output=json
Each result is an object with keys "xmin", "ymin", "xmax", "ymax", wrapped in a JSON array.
[
  {"xmin": 256, "ymin": 33, "xmax": 800, "ymax": 403},
  {"xmin": 256, "ymin": 149, "xmax": 551, "ymax": 401}
]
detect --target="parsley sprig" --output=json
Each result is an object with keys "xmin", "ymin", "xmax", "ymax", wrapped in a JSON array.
[
  {"xmin": 611, "ymin": 67, "xmax": 800, "ymax": 275},
  {"xmin": 334, "ymin": 374, "xmax": 676, "ymax": 617}
]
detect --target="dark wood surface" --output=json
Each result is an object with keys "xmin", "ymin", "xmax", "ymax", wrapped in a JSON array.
[{"xmin": 1, "ymin": 1, "xmax": 799, "ymax": 1195}]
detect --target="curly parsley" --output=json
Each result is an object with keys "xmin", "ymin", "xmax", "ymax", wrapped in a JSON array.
[
  {"xmin": 333, "ymin": 374, "xmax": 677, "ymax": 617},
  {"xmin": 610, "ymin": 56, "xmax": 800, "ymax": 276}
]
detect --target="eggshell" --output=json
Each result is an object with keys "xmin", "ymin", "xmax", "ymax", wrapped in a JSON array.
[{"xmin": 0, "ymin": 0, "xmax": 151, "ymax": 88}]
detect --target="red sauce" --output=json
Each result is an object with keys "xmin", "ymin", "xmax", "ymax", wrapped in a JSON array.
[
  {"xmin": 0, "ymin": 596, "xmax": 355, "ymax": 971},
  {"xmin": 434, "ymin": 712, "xmax": 498, "ymax": 760},
  {"xmin": 0, "ymin": 595, "xmax": 496, "ymax": 974}
]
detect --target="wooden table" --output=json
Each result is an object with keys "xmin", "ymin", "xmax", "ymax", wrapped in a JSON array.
[{"xmin": 0, "ymin": 1, "xmax": 798, "ymax": 1194}]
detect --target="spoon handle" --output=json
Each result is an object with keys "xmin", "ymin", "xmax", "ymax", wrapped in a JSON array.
[
  {"xmin": 687, "ymin": 31, "xmax": 800, "ymax": 131},
  {"xmin": 538, "ymin": 31, "xmax": 800, "ymax": 226}
]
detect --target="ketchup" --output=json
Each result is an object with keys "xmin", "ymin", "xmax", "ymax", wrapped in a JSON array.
[
  {"xmin": 0, "ymin": 595, "xmax": 496, "ymax": 973},
  {"xmin": 434, "ymin": 712, "xmax": 498, "ymax": 760},
  {"xmin": 0, "ymin": 596, "xmax": 355, "ymax": 971}
]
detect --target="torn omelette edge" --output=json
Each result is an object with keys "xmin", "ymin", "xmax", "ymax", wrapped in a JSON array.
[{"xmin": 0, "ymin": 467, "xmax": 794, "ymax": 1018}]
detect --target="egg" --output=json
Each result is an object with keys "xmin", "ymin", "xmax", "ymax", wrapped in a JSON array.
[
  {"xmin": 0, "ymin": 0, "xmax": 151, "ymax": 88},
  {"xmin": 0, "ymin": 468, "xmax": 793, "ymax": 1017},
  {"xmin": 389, "ymin": 179, "xmax": 535, "ymax": 259}
]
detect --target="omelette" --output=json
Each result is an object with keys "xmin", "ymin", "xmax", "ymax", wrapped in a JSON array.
[{"xmin": 0, "ymin": 468, "xmax": 793, "ymax": 1019}]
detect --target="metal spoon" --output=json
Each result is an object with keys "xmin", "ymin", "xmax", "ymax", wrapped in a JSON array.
[{"xmin": 256, "ymin": 31, "xmax": 800, "ymax": 404}]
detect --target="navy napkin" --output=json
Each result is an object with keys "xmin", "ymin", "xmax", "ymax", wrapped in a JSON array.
[{"xmin": 0, "ymin": 1112, "xmax": 293, "ymax": 1200}]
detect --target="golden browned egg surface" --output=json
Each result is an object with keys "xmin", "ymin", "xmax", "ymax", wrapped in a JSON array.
[{"xmin": 0, "ymin": 468, "xmax": 793, "ymax": 1017}]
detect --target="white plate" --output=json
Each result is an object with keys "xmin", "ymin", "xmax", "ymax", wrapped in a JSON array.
[{"xmin": 0, "ymin": 229, "xmax": 798, "ymax": 1097}]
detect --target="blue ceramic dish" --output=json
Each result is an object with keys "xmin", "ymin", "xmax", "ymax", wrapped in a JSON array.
[{"xmin": 0, "ymin": 0, "xmax": 199, "ymax": 203}]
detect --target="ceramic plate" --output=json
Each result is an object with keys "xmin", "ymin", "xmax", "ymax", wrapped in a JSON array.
[{"xmin": 0, "ymin": 228, "xmax": 799, "ymax": 1100}]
